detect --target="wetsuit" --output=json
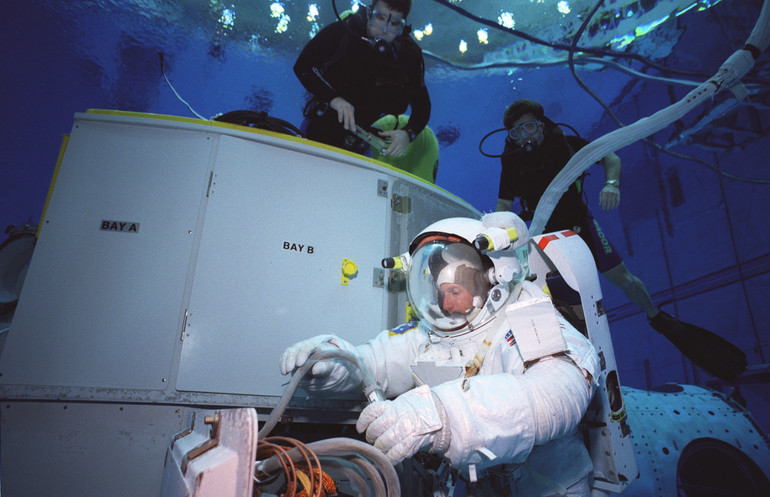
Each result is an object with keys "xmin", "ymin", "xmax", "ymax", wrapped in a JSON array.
[
  {"xmin": 293, "ymin": 7, "xmax": 430, "ymax": 153},
  {"xmin": 498, "ymin": 125, "xmax": 622, "ymax": 272}
]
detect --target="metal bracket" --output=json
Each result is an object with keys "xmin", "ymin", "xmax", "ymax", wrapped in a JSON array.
[
  {"xmin": 377, "ymin": 179, "xmax": 388, "ymax": 197},
  {"xmin": 170, "ymin": 411, "xmax": 196, "ymax": 450},
  {"xmin": 181, "ymin": 414, "xmax": 221, "ymax": 474},
  {"xmin": 373, "ymin": 268, "xmax": 385, "ymax": 288},
  {"xmin": 387, "ymin": 271, "xmax": 406, "ymax": 292},
  {"xmin": 391, "ymin": 193, "xmax": 411, "ymax": 214}
]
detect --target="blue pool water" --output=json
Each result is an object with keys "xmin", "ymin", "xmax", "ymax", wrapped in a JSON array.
[{"xmin": 1, "ymin": 0, "xmax": 769, "ymax": 430}]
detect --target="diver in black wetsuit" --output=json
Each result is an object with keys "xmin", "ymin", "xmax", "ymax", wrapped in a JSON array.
[
  {"xmin": 293, "ymin": 0, "xmax": 430, "ymax": 157},
  {"xmin": 496, "ymin": 99, "xmax": 747, "ymax": 382}
]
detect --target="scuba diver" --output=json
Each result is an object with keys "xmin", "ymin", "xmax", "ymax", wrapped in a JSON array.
[
  {"xmin": 280, "ymin": 212, "xmax": 600, "ymax": 496},
  {"xmin": 493, "ymin": 99, "xmax": 746, "ymax": 381},
  {"xmin": 293, "ymin": 0, "xmax": 430, "ymax": 157}
]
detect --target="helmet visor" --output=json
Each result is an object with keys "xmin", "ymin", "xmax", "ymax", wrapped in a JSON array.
[{"xmin": 407, "ymin": 240, "xmax": 489, "ymax": 332}]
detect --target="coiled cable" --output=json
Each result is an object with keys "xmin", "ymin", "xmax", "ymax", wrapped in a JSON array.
[{"xmin": 254, "ymin": 349, "xmax": 398, "ymax": 497}]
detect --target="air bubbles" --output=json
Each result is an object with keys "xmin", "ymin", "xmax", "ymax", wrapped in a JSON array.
[
  {"xmin": 306, "ymin": 4, "xmax": 319, "ymax": 22},
  {"xmin": 414, "ymin": 23, "xmax": 433, "ymax": 42},
  {"xmin": 498, "ymin": 12, "xmax": 515, "ymax": 30},
  {"xmin": 477, "ymin": 28, "xmax": 488, "ymax": 45},
  {"xmin": 219, "ymin": 6, "xmax": 235, "ymax": 30},
  {"xmin": 306, "ymin": 3, "xmax": 320, "ymax": 38},
  {"xmin": 270, "ymin": 3, "xmax": 291, "ymax": 34}
]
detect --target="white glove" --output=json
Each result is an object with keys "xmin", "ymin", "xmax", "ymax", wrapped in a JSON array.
[
  {"xmin": 599, "ymin": 183, "xmax": 620, "ymax": 210},
  {"xmin": 279, "ymin": 334, "xmax": 348, "ymax": 378},
  {"xmin": 356, "ymin": 385, "xmax": 451, "ymax": 465}
]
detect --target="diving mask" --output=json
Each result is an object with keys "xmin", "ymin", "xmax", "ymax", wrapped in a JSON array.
[
  {"xmin": 368, "ymin": 8, "xmax": 406, "ymax": 35},
  {"xmin": 507, "ymin": 120, "xmax": 542, "ymax": 141}
]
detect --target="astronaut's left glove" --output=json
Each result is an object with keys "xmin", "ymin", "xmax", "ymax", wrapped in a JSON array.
[
  {"xmin": 599, "ymin": 182, "xmax": 620, "ymax": 210},
  {"xmin": 356, "ymin": 385, "xmax": 451, "ymax": 465}
]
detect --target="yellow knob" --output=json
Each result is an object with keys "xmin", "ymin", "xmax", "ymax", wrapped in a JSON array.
[
  {"xmin": 342, "ymin": 258, "xmax": 358, "ymax": 285},
  {"xmin": 342, "ymin": 259, "xmax": 358, "ymax": 277}
]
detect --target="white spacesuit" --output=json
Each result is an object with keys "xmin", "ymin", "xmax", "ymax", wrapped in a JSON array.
[{"xmin": 280, "ymin": 212, "xmax": 600, "ymax": 496}]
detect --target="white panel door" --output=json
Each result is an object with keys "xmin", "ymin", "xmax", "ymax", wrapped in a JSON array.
[{"xmin": 177, "ymin": 135, "xmax": 392, "ymax": 396}]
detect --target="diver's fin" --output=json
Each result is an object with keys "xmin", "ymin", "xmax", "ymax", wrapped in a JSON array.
[{"xmin": 649, "ymin": 311, "xmax": 747, "ymax": 381}]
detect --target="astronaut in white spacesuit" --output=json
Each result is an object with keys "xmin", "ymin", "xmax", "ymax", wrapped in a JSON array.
[{"xmin": 280, "ymin": 212, "xmax": 600, "ymax": 496}]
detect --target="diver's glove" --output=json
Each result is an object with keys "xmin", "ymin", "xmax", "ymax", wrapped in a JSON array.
[
  {"xmin": 599, "ymin": 182, "xmax": 620, "ymax": 210},
  {"xmin": 279, "ymin": 334, "xmax": 359, "ymax": 388},
  {"xmin": 356, "ymin": 385, "xmax": 451, "ymax": 465}
]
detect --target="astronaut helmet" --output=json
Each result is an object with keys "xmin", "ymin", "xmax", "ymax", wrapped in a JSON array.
[{"xmin": 405, "ymin": 212, "xmax": 530, "ymax": 335}]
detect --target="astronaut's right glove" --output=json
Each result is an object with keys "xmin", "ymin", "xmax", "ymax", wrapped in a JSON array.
[
  {"xmin": 356, "ymin": 385, "xmax": 451, "ymax": 465},
  {"xmin": 279, "ymin": 334, "xmax": 359, "ymax": 390}
]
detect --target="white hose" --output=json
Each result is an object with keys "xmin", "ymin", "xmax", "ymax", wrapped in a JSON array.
[
  {"xmin": 259, "ymin": 348, "xmax": 382, "ymax": 438},
  {"xmin": 747, "ymin": 0, "xmax": 770, "ymax": 50},
  {"xmin": 309, "ymin": 438, "xmax": 400, "ymax": 496},
  {"xmin": 529, "ymin": 0, "xmax": 770, "ymax": 236},
  {"xmin": 321, "ymin": 457, "xmax": 374, "ymax": 496},
  {"xmin": 255, "ymin": 349, "xmax": 399, "ymax": 496}
]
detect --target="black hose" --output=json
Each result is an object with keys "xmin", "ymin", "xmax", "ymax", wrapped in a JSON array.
[{"xmin": 213, "ymin": 110, "xmax": 305, "ymax": 137}]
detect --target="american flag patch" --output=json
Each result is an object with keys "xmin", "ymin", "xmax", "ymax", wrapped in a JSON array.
[
  {"xmin": 389, "ymin": 321, "xmax": 418, "ymax": 336},
  {"xmin": 505, "ymin": 330, "xmax": 516, "ymax": 347}
]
